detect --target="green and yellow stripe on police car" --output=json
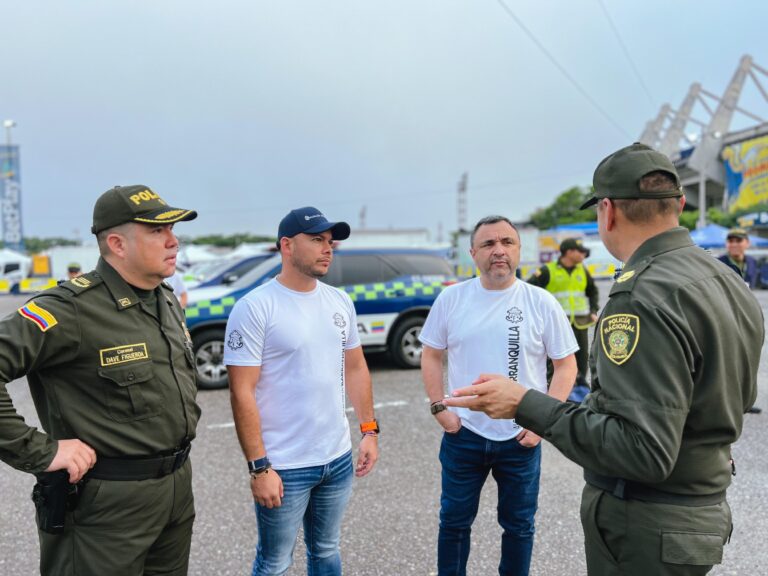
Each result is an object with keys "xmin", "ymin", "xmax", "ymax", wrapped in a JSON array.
[
  {"xmin": 185, "ymin": 296, "xmax": 238, "ymax": 319},
  {"xmin": 343, "ymin": 279, "xmax": 446, "ymax": 302}
]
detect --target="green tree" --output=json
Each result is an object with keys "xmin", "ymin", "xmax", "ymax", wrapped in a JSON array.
[
  {"xmin": 528, "ymin": 186, "xmax": 596, "ymax": 229},
  {"xmin": 13, "ymin": 237, "xmax": 80, "ymax": 253},
  {"xmin": 177, "ymin": 233, "xmax": 275, "ymax": 248},
  {"xmin": 679, "ymin": 207, "xmax": 736, "ymax": 231}
]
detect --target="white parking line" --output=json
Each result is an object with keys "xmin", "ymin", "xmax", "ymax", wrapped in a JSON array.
[
  {"xmin": 207, "ymin": 399, "xmax": 412, "ymax": 429},
  {"xmin": 345, "ymin": 400, "xmax": 409, "ymax": 413}
]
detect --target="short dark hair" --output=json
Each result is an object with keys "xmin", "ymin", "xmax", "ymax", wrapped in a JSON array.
[
  {"xmin": 96, "ymin": 223, "xmax": 132, "ymax": 256},
  {"xmin": 470, "ymin": 216, "xmax": 519, "ymax": 247},
  {"xmin": 611, "ymin": 171, "xmax": 682, "ymax": 223}
]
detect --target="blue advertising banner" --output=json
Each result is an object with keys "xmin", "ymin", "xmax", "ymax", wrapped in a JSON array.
[{"xmin": 0, "ymin": 145, "xmax": 24, "ymax": 252}]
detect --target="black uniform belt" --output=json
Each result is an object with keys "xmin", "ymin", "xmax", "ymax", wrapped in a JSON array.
[
  {"xmin": 584, "ymin": 470, "xmax": 726, "ymax": 507},
  {"xmin": 87, "ymin": 444, "xmax": 191, "ymax": 481}
]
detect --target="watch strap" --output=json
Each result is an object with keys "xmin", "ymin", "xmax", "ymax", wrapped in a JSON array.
[
  {"xmin": 430, "ymin": 401, "xmax": 447, "ymax": 415},
  {"xmin": 247, "ymin": 456, "xmax": 271, "ymax": 475},
  {"xmin": 360, "ymin": 419, "xmax": 379, "ymax": 434}
]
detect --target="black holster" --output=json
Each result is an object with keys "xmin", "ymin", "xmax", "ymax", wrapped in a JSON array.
[{"xmin": 31, "ymin": 470, "xmax": 83, "ymax": 535}]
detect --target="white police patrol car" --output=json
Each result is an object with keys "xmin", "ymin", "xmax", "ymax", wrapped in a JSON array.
[{"xmin": 185, "ymin": 248, "xmax": 456, "ymax": 388}]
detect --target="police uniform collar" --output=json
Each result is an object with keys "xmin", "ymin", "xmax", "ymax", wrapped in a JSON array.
[
  {"xmin": 624, "ymin": 227, "xmax": 693, "ymax": 268},
  {"xmin": 610, "ymin": 228, "xmax": 693, "ymax": 296},
  {"xmin": 95, "ymin": 258, "xmax": 146, "ymax": 310}
]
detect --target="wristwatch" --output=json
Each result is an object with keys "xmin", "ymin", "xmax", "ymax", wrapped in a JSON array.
[
  {"xmin": 360, "ymin": 419, "xmax": 380, "ymax": 435},
  {"xmin": 247, "ymin": 456, "xmax": 272, "ymax": 478},
  {"xmin": 430, "ymin": 401, "xmax": 447, "ymax": 415}
]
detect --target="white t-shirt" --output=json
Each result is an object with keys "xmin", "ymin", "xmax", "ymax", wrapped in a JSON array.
[
  {"xmin": 419, "ymin": 277, "xmax": 578, "ymax": 441},
  {"xmin": 165, "ymin": 271, "xmax": 187, "ymax": 297},
  {"xmin": 224, "ymin": 278, "xmax": 362, "ymax": 469}
]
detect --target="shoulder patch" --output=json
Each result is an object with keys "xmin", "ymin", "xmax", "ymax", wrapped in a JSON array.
[
  {"xmin": 18, "ymin": 302, "xmax": 58, "ymax": 332},
  {"xmin": 600, "ymin": 314, "xmax": 639, "ymax": 365},
  {"xmin": 59, "ymin": 272, "xmax": 103, "ymax": 295}
]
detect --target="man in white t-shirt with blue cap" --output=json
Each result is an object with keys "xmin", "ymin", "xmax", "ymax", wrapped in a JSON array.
[
  {"xmin": 420, "ymin": 215, "xmax": 577, "ymax": 576},
  {"xmin": 226, "ymin": 206, "xmax": 379, "ymax": 576}
]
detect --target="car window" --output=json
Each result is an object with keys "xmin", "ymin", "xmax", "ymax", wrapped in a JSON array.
[
  {"xmin": 229, "ymin": 255, "xmax": 282, "ymax": 289},
  {"xmin": 383, "ymin": 254, "xmax": 453, "ymax": 276},
  {"xmin": 322, "ymin": 260, "xmax": 342, "ymax": 286},
  {"xmin": 336, "ymin": 254, "xmax": 399, "ymax": 286},
  {"xmin": 224, "ymin": 255, "xmax": 270, "ymax": 280},
  {"xmin": 184, "ymin": 260, "xmax": 225, "ymax": 281}
]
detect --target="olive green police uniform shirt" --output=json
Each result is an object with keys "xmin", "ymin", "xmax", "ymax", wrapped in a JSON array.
[
  {"xmin": 516, "ymin": 227, "xmax": 763, "ymax": 496},
  {"xmin": 0, "ymin": 258, "xmax": 200, "ymax": 474}
]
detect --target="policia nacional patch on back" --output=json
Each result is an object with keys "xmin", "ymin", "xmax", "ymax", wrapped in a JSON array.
[{"xmin": 600, "ymin": 314, "xmax": 639, "ymax": 365}]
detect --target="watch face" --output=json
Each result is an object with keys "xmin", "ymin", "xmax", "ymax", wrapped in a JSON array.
[{"xmin": 431, "ymin": 402, "xmax": 447, "ymax": 415}]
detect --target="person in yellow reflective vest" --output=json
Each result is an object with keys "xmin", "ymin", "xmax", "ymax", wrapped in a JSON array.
[{"xmin": 528, "ymin": 238, "xmax": 599, "ymax": 401}]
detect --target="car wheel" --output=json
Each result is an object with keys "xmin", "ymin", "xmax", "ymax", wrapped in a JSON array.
[
  {"xmin": 389, "ymin": 316, "xmax": 425, "ymax": 369},
  {"xmin": 192, "ymin": 328, "xmax": 229, "ymax": 389}
]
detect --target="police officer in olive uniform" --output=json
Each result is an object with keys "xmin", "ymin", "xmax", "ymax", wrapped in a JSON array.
[
  {"xmin": 528, "ymin": 237, "xmax": 599, "ymax": 400},
  {"xmin": 0, "ymin": 185, "xmax": 200, "ymax": 576},
  {"xmin": 444, "ymin": 143, "xmax": 763, "ymax": 575}
]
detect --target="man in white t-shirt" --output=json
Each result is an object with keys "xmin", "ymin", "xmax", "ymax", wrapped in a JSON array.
[
  {"xmin": 165, "ymin": 270, "xmax": 188, "ymax": 308},
  {"xmin": 420, "ymin": 215, "xmax": 577, "ymax": 576},
  {"xmin": 225, "ymin": 206, "xmax": 379, "ymax": 576}
]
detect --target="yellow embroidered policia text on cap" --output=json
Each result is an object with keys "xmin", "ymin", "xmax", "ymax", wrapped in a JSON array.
[{"xmin": 91, "ymin": 185, "xmax": 197, "ymax": 234}]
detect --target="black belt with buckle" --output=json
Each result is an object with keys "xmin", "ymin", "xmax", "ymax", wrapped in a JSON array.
[
  {"xmin": 584, "ymin": 470, "xmax": 725, "ymax": 507},
  {"xmin": 87, "ymin": 444, "xmax": 191, "ymax": 481}
]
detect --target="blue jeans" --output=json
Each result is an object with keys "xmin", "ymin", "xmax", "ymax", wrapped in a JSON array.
[
  {"xmin": 252, "ymin": 451, "xmax": 354, "ymax": 576},
  {"xmin": 438, "ymin": 426, "xmax": 541, "ymax": 576}
]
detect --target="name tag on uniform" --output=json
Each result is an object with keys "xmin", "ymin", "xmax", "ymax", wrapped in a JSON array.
[{"xmin": 99, "ymin": 343, "xmax": 150, "ymax": 366}]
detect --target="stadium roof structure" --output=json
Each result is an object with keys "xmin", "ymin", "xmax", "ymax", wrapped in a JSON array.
[{"xmin": 638, "ymin": 55, "xmax": 768, "ymax": 227}]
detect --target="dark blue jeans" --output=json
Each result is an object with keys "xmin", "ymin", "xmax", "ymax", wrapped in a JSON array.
[{"xmin": 438, "ymin": 426, "xmax": 541, "ymax": 576}]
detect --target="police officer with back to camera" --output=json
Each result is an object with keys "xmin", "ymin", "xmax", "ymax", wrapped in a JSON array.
[
  {"xmin": 445, "ymin": 143, "xmax": 763, "ymax": 575},
  {"xmin": 0, "ymin": 185, "xmax": 200, "ymax": 576}
]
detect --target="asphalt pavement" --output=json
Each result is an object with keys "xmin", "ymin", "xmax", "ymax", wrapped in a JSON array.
[{"xmin": 0, "ymin": 283, "xmax": 766, "ymax": 575}]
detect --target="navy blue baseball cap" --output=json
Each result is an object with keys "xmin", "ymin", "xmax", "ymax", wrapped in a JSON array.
[{"xmin": 277, "ymin": 206, "xmax": 351, "ymax": 246}]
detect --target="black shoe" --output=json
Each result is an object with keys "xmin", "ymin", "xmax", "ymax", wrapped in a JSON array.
[{"xmin": 747, "ymin": 406, "xmax": 762, "ymax": 414}]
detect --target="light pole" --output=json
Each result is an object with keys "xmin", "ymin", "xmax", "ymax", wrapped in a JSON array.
[
  {"xmin": 693, "ymin": 129, "xmax": 722, "ymax": 230},
  {"xmin": 3, "ymin": 119, "xmax": 16, "ymax": 150}
]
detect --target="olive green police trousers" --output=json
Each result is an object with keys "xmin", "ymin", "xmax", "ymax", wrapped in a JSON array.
[
  {"xmin": 38, "ymin": 460, "xmax": 194, "ymax": 576},
  {"xmin": 580, "ymin": 484, "xmax": 732, "ymax": 575},
  {"xmin": 572, "ymin": 320, "xmax": 590, "ymax": 383}
]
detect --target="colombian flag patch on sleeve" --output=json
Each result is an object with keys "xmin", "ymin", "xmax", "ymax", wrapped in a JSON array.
[{"xmin": 18, "ymin": 302, "xmax": 58, "ymax": 332}]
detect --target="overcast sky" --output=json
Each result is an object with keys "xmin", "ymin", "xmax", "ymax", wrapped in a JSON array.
[{"xmin": 3, "ymin": 0, "xmax": 767, "ymax": 242}]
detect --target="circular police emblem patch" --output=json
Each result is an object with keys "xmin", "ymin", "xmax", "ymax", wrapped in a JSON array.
[
  {"xmin": 608, "ymin": 330, "xmax": 628, "ymax": 353},
  {"xmin": 600, "ymin": 314, "xmax": 639, "ymax": 365},
  {"xmin": 227, "ymin": 330, "xmax": 244, "ymax": 351}
]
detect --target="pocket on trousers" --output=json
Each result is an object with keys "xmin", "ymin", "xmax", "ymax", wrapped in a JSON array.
[
  {"xmin": 661, "ymin": 531, "xmax": 724, "ymax": 565},
  {"xmin": 72, "ymin": 478, "xmax": 103, "ymax": 525},
  {"xmin": 580, "ymin": 486, "xmax": 619, "ymax": 566}
]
